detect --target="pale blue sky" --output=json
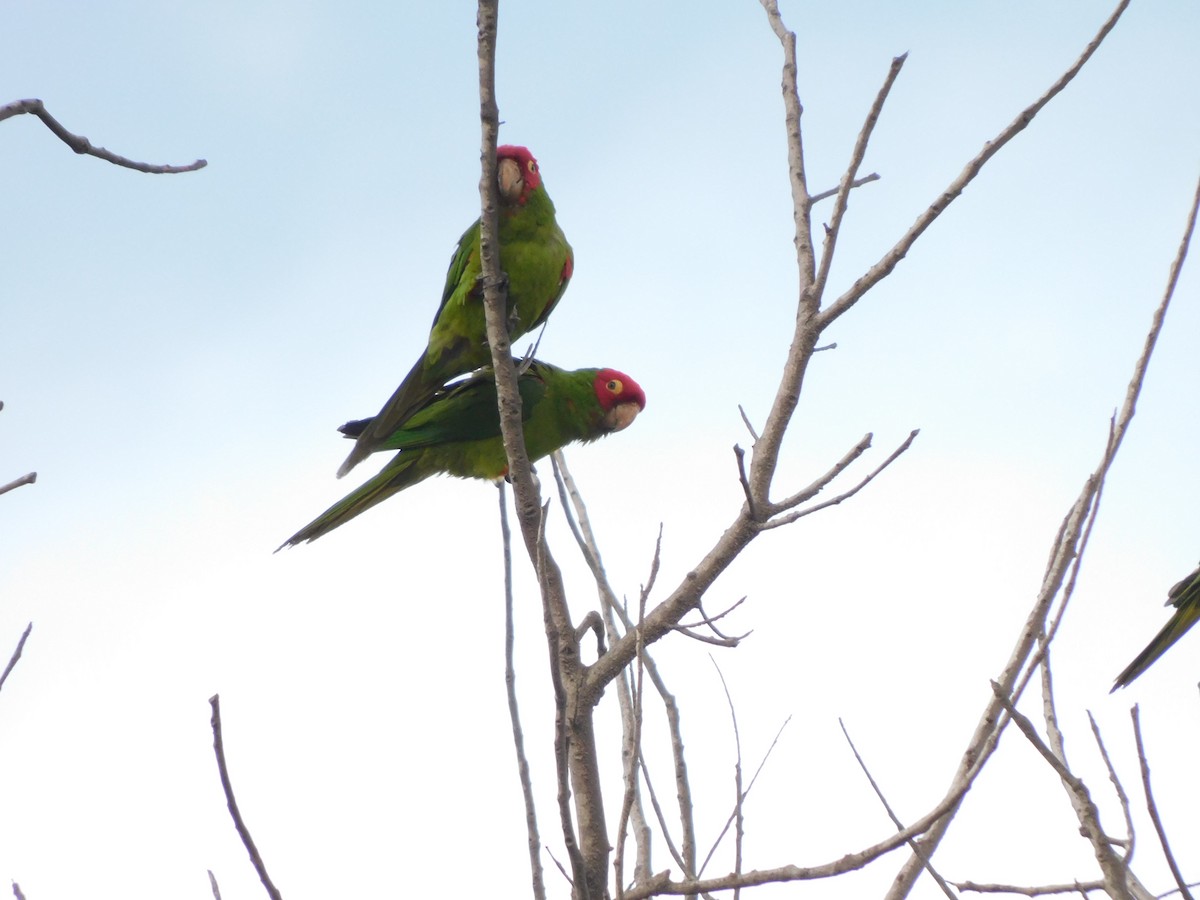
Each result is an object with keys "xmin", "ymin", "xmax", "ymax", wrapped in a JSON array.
[{"xmin": 3, "ymin": 2, "xmax": 1199, "ymax": 897}]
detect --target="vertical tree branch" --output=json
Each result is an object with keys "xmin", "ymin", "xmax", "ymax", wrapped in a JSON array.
[
  {"xmin": 209, "ymin": 695, "xmax": 283, "ymax": 900},
  {"xmin": 475, "ymin": 4, "xmax": 608, "ymax": 896},
  {"xmin": 499, "ymin": 483, "xmax": 547, "ymax": 900},
  {"xmin": 749, "ymin": 0, "xmax": 819, "ymax": 505},
  {"xmin": 1131, "ymin": 708, "xmax": 1193, "ymax": 900}
]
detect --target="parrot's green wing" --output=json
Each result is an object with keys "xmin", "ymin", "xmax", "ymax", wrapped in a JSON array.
[
  {"xmin": 1112, "ymin": 564, "xmax": 1200, "ymax": 690},
  {"xmin": 375, "ymin": 367, "xmax": 547, "ymax": 451}
]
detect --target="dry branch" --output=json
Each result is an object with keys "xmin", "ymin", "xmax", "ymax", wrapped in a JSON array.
[
  {"xmin": 1086, "ymin": 712, "xmax": 1135, "ymax": 865},
  {"xmin": 1131, "ymin": 707, "xmax": 1193, "ymax": 900},
  {"xmin": 0, "ymin": 473, "xmax": 37, "ymax": 497},
  {"xmin": 1, "ymin": 99, "xmax": 206, "ymax": 173},
  {"xmin": 498, "ymin": 483, "xmax": 547, "ymax": 900},
  {"xmin": 888, "ymin": 163, "xmax": 1200, "ymax": 899},
  {"xmin": 208, "ymin": 695, "xmax": 283, "ymax": 900},
  {"xmin": 838, "ymin": 719, "xmax": 954, "ymax": 898},
  {"xmin": 0, "ymin": 623, "xmax": 33, "ymax": 695},
  {"xmin": 954, "ymin": 880, "xmax": 1106, "ymax": 896}
]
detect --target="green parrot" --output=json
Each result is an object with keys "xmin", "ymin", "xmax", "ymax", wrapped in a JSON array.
[
  {"xmin": 337, "ymin": 145, "xmax": 574, "ymax": 478},
  {"xmin": 281, "ymin": 362, "xmax": 644, "ymax": 548},
  {"xmin": 1111, "ymin": 563, "xmax": 1200, "ymax": 690}
]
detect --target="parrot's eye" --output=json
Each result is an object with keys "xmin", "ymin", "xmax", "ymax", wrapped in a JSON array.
[
  {"xmin": 527, "ymin": 160, "xmax": 537, "ymax": 173},
  {"xmin": 606, "ymin": 379, "xmax": 622, "ymax": 394}
]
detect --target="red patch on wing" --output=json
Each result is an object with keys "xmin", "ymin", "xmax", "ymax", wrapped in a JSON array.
[{"xmin": 561, "ymin": 253, "xmax": 573, "ymax": 284}]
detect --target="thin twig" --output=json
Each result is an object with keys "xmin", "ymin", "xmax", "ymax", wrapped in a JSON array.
[
  {"xmin": 737, "ymin": 405, "xmax": 760, "ymax": 443},
  {"xmin": 709, "ymin": 659, "xmax": 745, "ymax": 900},
  {"xmin": 990, "ymin": 683, "xmax": 1131, "ymax": 900},
  {"xmin": 498, "ymin": 483, "xmax": 547, "ymax": 900},
  {"xmin": 677, "ymin": 597, "xmax": 749, "ymax": 637},
  {"xmin": 733, "ymin": 445, "xmax": 758, "ymax": 522},
  {"xmin": 817, "ymin": 0, "xmax": 1133, "ymax": 330},
  {"xmin": 574, "ymin": 610, "xmax": 606, "ymax": 657},
  {"xmin": 671, "ymin": 628, "xmax": 744, "ymax": 648},
  {"xmin": 1132, "ymin": 707, "xmax": 1193, "ymax": 900},
  {"xmin": 811, "ymin": 56, "xmax": 907, "ymax": 308},
  {"xmin": 0, "ymin": 473, "xmax": 37, "ymax": 496},
  {"xmin": 1038, "ymin": 648, "xmax": 1132, "ymax": 899},
  {"xmin": 700, "ymin": 716, "xmax": 792, "ymax": 878},
  {"xmin": 954, "ymin": 881, "xmax": 1106, "ymax": 896},
  {"xmin": 545, "ymin": 846, "xmax": 574, "ymax": 887},
  {"xmin": 207, "ymin": 869, "xmax": 223, "ymax": 900},
  {"xmin": 208, "ymin": 695, "xmax": 283, "ymax": 900},
  {"xmin": 766, "ymin": 432, "xmax": 874, "ymax": 515},
  {"xmin": 0, "ymin": 623, "xmax": 33, "ymax": 695},
  {"xmin": 838, "ymin": 719, "xmax": 957, "ymax": 899},
  {"xmin": 763, "ymin": 430, "xmax": 918, "ymax": 529},
  {"xmin": 810, "ymin": 173, "xmax": 881, "ymax": 205},
  {"xmin": 1, "ymin": 99, "xmax": 206, "ymax": 173},
  {"xmin": 12, "ymin": 883, "xmax": 26, "ymax": 900},
  {"xmin": 615, "ymin": 590, "xmax": 649, "ymax": 900},
  {"xmin": 1087, "ymin": 711, "xmax": 1135, "ymax": 865}
]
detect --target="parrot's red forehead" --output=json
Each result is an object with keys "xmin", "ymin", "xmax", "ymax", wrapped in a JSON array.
[
  {"xmin": 498, "ymin": 145, "xmax": 542, "ymax": 194},
  {"xmin": 594, "ymin": 368, "xmax": 646, "ymax": 411}
]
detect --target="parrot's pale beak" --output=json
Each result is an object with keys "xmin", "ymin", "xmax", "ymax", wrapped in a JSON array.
[
  {"xmin": 497, "ymin": 158, "xmax": 524, "ymax": 204},
  {"xmin": 603, "ymin": 402, "xmax": 642, "ymax": 433}
]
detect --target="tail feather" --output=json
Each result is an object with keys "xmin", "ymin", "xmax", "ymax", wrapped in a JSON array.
[
  {"xmin": 1111, "ymin": 603, "xmax": 1200, "ymax": 691},
  {"xmin": 279, "ymin": 454, "xmax": 429, "ymax": 549},
  {"xmin": 338, "ymin": 417, "xmax": 372, "ymax": 438},
  {"xmin": 337, "ymin": 357, "xmax": 438, "ymax": 478}
]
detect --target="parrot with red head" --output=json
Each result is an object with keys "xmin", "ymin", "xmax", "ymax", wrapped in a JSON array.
[
  {"xmin": 282, "ymin": 362, "xmax": 644, "ymax": 548},
  {"xmin": 337, "ymin": 145, "xmax": 573, "ymax": 478}
]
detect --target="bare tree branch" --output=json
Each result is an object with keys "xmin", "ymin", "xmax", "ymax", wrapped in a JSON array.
[
  {"xmin": 476, "ymin": 5, "xmax": 608, "ymax": 894},
  {"xmin": 615, "ymin": 592, "xmax": 648, "ymax": 900},
  {"xmin": 207, "ymin": 869, "xmax": 223, "ymax": 900},
  {"xmin": 838, "ymin": 719, "xmax": 956, "ymax": 899},
  {"xmin": 0, "ymin": 473, "xmax": 37, "ymax": 497},
  {"xmin": 1086, "ymin": 711, "xmax": 1135, "ymax": 866},
  {"xmin": 810, "ymin": 173, "xmax": 880, "ymax": 205},
  {"xmin": 498, "ymin": 483, "xmax": 547, "ymax": 900},
  {"xmin": 0, "ymin": 623, "xmax": 33, "ymax": 695},
  {"xmin": 954, "ymin": 880, "xmax": 1106, "ymax": 896},
  {"xmin": 0, "ymin": 402, "xmax": 38, "ymax": 497},
  {"xmin": 1, "ymin": 99, "xmax": 206, "ymax": 173},
  {"xmin": 763, "ymin": 430, "xmax": 919, "ymax": 529},
  {"xmin": 886, "ymin": 112, "xmax": 1196, "ymax": 900},
  {"xmin": 811, "ymin": 55, "xmax": 907, "ymax": 309},
  {"xmin": 1132, "ymin": 707, "xmax": 1193, "ymax": 900},
  {"xmin": 710, "ymin": 660, "xmax": 745, "ymax": 900},
  {"xmin": 208, "ymin": 695, "xmax": 282, "ymax": 900},
  {"xmin": 700, "ymin": 715, "xmax": 792, "ymax": 879},
  {"xmin": 552, "ymin": 456, "xmax": 694, "ymax": 890},
  {"xmin": 816, "ymin": 0, "xmax": 1132, "ymax": 330}
]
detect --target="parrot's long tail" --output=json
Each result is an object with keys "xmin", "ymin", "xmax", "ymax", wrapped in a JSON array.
[
  {"xmin": 1111, "ymin": 603, "xmax": 1200, "ymax": 690},
  {"xmin": 336, "ymin": 357, "xmax": 438, "ymax": 478},
  {"xmin": 279, "ymin": 453, "xmax": 429, "ymax": 550}
]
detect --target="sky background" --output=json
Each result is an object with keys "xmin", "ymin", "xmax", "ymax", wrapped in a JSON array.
[{"xmin": 3, "ymin": 1, "xmax": 1200, "ymax": 897}]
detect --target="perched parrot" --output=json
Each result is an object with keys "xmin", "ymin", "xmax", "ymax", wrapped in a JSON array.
[
  {"xmin": 281, "ymin": 362, "xmax": 644, "ymax": 548},
  {"xmin": 1111, "ymin": 563, "xmax": 1200, "ymax": 690},
  {"xmin": 337, "ymin": 145, "xmax": 574, "ymax": 478}
]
